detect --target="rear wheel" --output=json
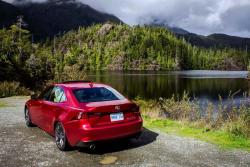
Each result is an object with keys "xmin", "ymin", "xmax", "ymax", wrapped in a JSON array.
[
  {"xmin": 24, "ymin": 107, "xmax": 35, "ymax": 127},
  {"xmin": 55, "ymin": 122, "xmax": 69, "ymax": 151}
]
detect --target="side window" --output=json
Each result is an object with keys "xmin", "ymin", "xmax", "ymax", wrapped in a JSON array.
[
  {"xmin": 49, "ymin": 87, "xmax": 67, "ymax": 103},
  {"xmin": 39, "ymin": 86, "xmax": 54, "ymax": 101}
]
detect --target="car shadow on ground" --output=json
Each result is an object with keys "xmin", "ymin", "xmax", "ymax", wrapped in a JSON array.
[{"xmin": 77, "ymin": 127, "xmax": 158, "ymax": 155}]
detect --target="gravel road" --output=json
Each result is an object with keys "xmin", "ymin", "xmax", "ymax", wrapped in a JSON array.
[{"xmin": 0, "ymin": 96, "xmax": 249, "ymax": 167}]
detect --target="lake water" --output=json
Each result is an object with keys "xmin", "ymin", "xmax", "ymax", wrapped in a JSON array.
[{"xmin": 86, "ymin": 70, "xmax": 250, "ymax": 104}]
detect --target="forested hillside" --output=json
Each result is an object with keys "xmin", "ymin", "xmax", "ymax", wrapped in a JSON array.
[
  {"xmin": 0, "ymin": 22, "xmax": 249, "ymax": 89},
  {"xmin": 53, "ymin": 24, "xmax": 249, "ymax": 71}
]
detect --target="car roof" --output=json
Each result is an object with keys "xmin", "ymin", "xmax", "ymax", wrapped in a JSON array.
[{"xmin": 54, "ymin": 81, "xmax": 109, "ymax": 89}]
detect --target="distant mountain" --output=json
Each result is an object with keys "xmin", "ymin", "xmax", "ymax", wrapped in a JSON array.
[
  {"xmin": 174, "ymin": 32, "xmax": 250, "ymax": 49},
  {"xmin": 149, "ymin": 19, "xmax": 189, "ymax": 35},
  {"xmin": 207, "ymin": 33, "xmax": 250, "ymax": 49},
  {"xmin": 0, "ymin": 0, "xmax": 122, "ymax": 40},
  {"xmin": 168, "ymin": 27, "xmax": 189, "ymax": 35},
  {"xmin": 0, "ymin": 0, "xmax": 20, "ymax": 28},
  {"xmin": 1, "ymin": 0, "xmax": 249, "ymax": 49},
  {"xmin": 172, "ymin": 28, "xmax": 250, "ymax": 49},
  {"xmin": 149, "ymin": 20, "xmax": 250, "ymax": 49}
]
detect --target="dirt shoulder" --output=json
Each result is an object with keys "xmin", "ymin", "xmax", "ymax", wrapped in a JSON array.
[{"xmin": 0, "ymin": 96, "xmax": 249, "ymax": 167}]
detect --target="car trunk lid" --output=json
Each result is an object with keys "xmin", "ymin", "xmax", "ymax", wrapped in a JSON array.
[{"xmin": 80, "ymin": 100, "xmax": 139, "ymax": 127}]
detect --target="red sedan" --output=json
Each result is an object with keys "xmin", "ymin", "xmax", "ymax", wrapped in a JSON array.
[{"xmin": 25, "ymin": 81, "xmax": 143, "ymax": 151}]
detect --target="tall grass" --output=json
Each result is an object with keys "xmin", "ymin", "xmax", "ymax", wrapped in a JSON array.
[
  {"xmin": 0, "ymin": 81, "xmax": 30, "ymax": 98},
  {"xmin": 135, "ymin": 93, "xmax": 250, "ymax": 138}
]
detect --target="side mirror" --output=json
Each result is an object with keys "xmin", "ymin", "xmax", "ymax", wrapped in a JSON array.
[{"xmin": 31, "ymin": 93, "xmax": 39, "ymax": 100}]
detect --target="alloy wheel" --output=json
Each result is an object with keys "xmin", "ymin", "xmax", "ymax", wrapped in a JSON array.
[
  {"xmin": 24, "ymin": 108, "xmax": 34, "ymax": 127},
  {"xmin": 25, "ymin": 108, "xmax": 29, "ymax": 122},
  {"xmin": 55, "ymin": 123, "xmax": 66, "ymax": 150}
]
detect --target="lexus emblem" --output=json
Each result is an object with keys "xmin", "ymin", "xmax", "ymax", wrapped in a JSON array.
[{"xmin": 115, "ymin": 106, "xmax": 120, "ymax": 111}]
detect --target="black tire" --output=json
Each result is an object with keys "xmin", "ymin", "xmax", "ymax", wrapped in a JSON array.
[
  {"xmin": 24, "ymin": 107, "xmax": 35, "ymax": 127},
  {"xmin": 55, "ymin": 122, "xmax": 70, "ymax": 151}
]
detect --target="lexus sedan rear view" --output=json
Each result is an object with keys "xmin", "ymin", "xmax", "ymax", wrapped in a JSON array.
[{"xmin": 25, "ymin": 81, "xmax": 143, "ymax": 151}]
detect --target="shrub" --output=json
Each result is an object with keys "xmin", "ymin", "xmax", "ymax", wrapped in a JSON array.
[
  {"xmin": 54, "ymin": 64, "xmax": 86, "ymax": 82},
  {"xmin": 135, "ymin": 94, "xmax": 250, "ymax": 139},
  {"xmin": 0, "ymin": 81, "xmax": 30, "ymax": 98}
]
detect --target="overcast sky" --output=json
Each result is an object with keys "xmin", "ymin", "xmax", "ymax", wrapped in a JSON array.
[{"xmin": 4, "ymin": 0, "xmax": 250, "ymax": 37}]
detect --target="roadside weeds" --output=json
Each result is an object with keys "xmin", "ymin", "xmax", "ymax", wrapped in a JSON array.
[{"xmin": 135, "ymin": 94, "xmax": 250, "ymax": 152}]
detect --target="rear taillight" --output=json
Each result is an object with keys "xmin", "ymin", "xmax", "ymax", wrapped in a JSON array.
[
  {"xmin": 131, "ymin": 105, "xmax": 141, "ymax": 118},
  {"xmin": 77, "ymin": 112, "xmax": 88, "ymax": 120},
  {"xmin": 131, "ymin": 105, "xmax": 140, "ymax": 113}
]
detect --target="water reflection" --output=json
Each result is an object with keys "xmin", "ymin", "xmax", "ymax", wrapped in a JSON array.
[{"xmin": 86, "ymin": 71, "xmax": 250, "ymax": 103}]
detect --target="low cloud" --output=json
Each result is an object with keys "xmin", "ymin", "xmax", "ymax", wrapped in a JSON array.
[{"xmin": 79, "ymin": 0, "xmax": 250, "ymax": 37}]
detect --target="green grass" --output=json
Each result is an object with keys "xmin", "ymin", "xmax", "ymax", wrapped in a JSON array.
[
  {"xmin": 0, "ymin": 101, "xmax": 7, "ymax": 108},
  {"xmin": 143, "ymin": 116, "xmax": 250, "ymax": 151}
]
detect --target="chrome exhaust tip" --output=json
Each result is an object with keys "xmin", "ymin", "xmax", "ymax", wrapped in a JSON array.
[{"xmin": 89, "ymin": 144, "xmax": 96, "ymax": 151}]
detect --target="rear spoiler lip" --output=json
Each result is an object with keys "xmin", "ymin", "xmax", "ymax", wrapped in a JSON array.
[
  {"xmin": 67, "ymin": 106, "xmax": 85, "ymax": 112},
  {"xmin": 69, "ymin": 102, "xmax": 138, "ymax": 113}
]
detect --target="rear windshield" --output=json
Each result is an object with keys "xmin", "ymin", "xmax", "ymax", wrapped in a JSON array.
[{"xmin": 73, "ymin": 87, "xmax": 125, "ymax": 102}]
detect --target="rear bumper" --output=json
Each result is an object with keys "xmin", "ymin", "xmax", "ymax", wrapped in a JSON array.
[
  {"xmin": 64, "ymin": 118, "xmax": 143, "ymax": 146},
  {"xmin": 76, "ymin": 131, "xmax": 142, "ymax": 148}
]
